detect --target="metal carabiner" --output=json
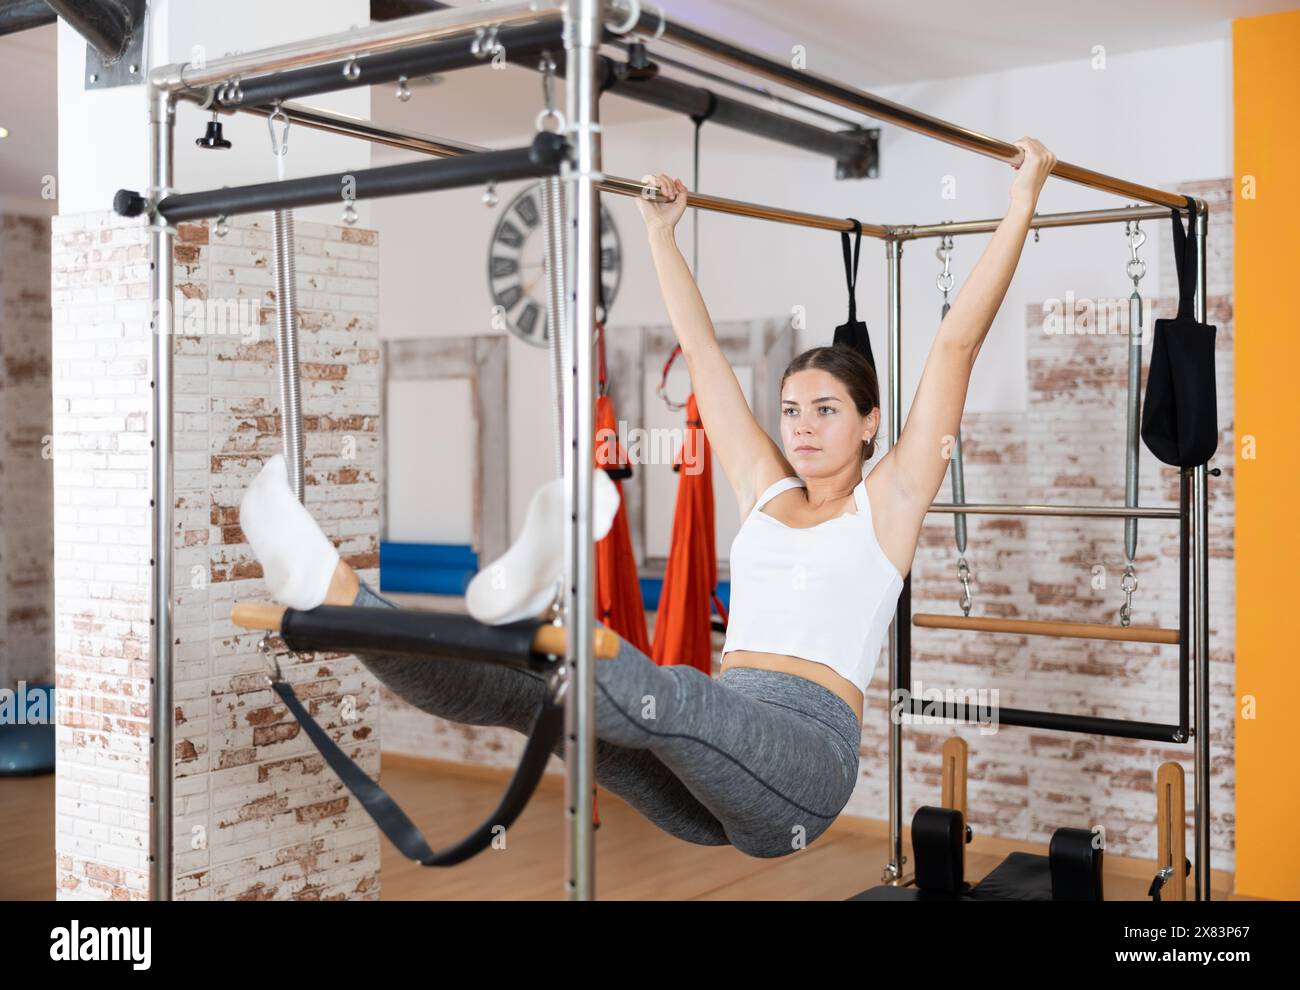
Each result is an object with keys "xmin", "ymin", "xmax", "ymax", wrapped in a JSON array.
[
  {"xmin": 607, "ymin": 0, "xmax": 642, "ymax": 35},
  {"xmin": 1119, "ymin": 562, "xmax": 1139, "ymax": 627},
  {"xmin": 536, "ymin": 56, "xmax": 567, "ymax": 134},
  {"xmin": 257, "ymin": 633, "xmax": 286, "ymax": 684},
  {"xmin": 1125, "ymin": 219, "xmax": 1147, "ymax": 284},
  {"xmin": 267, "ymin": 106, "xmax": 290, "ymax": 157},
  {"xmin": 471, "ymin": 25, "xmax": 501, "ymax": 60},
  {"xmin": 956, "ymin": 556, "xmax": 973, "ymax": 616},
  {"xmin": 935, "ymin": 235, "xmax": 954, "ymax": 296}
]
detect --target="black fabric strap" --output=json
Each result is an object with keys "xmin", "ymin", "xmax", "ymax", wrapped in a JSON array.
[
  {"xmin": 1170, "ymin": 195, "xmax": 1198, "ymax": 320},
  {"xmin": 689, "ymin": 90, "xmax": 719, "ymax": 127},
  {"xmin": 269, "ymin": 636, "xmax": 564, "ymax": 862},
  {"xmin": 840, "ymin": 219, "xmax": 863, "ymax": 322},
  {"xmin": 264, "ymin": 604, "xmax": 568, "ymax": 866},
  {"xmin": 271, "ymin": 673, "xmax": 564, "ymax": 867},
  {"xmin": 689, "ymin": 92, "xmax": 717, "ymax": 281}
]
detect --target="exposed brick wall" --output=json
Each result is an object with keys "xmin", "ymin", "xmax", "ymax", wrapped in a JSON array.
[
  {"xmin": 852, "ymin": 179, "xmax": 1236, "ymax": 869},
  {"xmin": 50, "ymin": 210, "xmax": 152, "ymax": 900},
  {"xmin": 52, "ymin": 211, "xmax": 382, "ymax": 900},
  {"xmin": 0, "ymin": 213, "xmax": 54, "ymax": 690}
]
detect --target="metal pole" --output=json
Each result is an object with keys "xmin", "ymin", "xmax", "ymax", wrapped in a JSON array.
[
  {"xmin": 271, "ymin": 209, "xmax": 305, "ymax": 501},
  {"xmin": 176, "ymin": 94, "xmax": 880, "ymax": 234},
  {"xmin": 613, "ymin": 1, "xmax": 1189, "ymax": 211},
  {"xmin": 898, "ymin": 204, "xmax": 1186, "ymax": 239},
  {"xmin": 147, "ymin": 82, "xmax": 176, "ymax": 901},
  {"xmin": 563, "ymin": 0, "xmax": 601, "ymax": 902},
  {"xmin": 1191, "ymin": 198, "xmax": 1211, "ymax": 900},
  {"xmin": 598, "ymin": 174, "xmax": 886, "ymax": 235},
  {"xmin": 927, "ymin": 502, "xmax": 1181, "ymax": 519},
  {"xmin": 191, "ymin": 98, "xmax": 1187, "ymax": 242},
  {"xmin": 542, "ymin": 175, "xmax": 567, "ymax": 478},
  {"xmin": 884, "ymin": 237, "xmax": 904, "ymax": 883}
]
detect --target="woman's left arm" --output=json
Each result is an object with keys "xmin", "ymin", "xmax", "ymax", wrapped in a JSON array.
[{"xmin": 885, "ymin": 137, "xmax": 1057, "ymax": 506}]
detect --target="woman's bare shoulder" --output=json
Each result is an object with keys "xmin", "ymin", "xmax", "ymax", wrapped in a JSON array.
[
  {"xmin": 864, "ymin": 452, "xmax": 926, "ymax": 579},
  {"xmin": 736, "ymin": 453, "xmax": 800, "ymax": 518}
]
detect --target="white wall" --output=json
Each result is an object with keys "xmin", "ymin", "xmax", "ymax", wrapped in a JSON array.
[
  {"xmin": 384, "ymin": 377, "xmax": 475, "ymax": 542},
  {"xmin": 378, "ymin": 37, "xmax": 1231, "ymax": 551}
]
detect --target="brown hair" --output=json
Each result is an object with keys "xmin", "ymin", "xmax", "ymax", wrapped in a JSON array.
[{"xmin": 780, "ymin": 345, "xmax": 882, "ymax": 467}]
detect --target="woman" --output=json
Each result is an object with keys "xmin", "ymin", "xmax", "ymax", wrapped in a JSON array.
[{"xmin": 240, "ymin": 137, "xmax": 1056, "ymax": 859}]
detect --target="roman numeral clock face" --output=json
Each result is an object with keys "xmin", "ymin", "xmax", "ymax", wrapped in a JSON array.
[{"xmin": 488, "ymin": 182, "xmax": 622, "ymax": 346}]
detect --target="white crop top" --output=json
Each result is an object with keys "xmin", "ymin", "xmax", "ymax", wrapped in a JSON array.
[{"xmin": 721, "ymin": 472, "xmax": 904, "ymax": 699}]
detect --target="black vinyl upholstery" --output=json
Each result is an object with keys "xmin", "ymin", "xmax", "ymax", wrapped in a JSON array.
[{"xmin": 849, "ymin": 809, "xmax": 1105, "ymax": 902}]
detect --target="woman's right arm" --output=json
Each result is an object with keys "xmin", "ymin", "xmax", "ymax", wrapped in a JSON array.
[{"xmin": 638, "ymin": 174, "xmax": 786, "ymax": 510}]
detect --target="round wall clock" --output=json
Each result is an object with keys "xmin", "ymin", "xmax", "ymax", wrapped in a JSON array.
[{"xmin": 487, "ymin": 181, "xmax": 622, "ymax": 346}]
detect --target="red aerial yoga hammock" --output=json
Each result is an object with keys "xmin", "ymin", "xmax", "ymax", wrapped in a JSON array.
[
  {"xmin": 650, "ymin": 349, "xmax": 728, "ymax": 675},
  {"xmin": 592, "ymin": 319, "xmax": 651, "ymax": 653}
]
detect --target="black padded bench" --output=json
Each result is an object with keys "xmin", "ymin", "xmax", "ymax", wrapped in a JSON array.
[{"xmin": 850, "ymin": 806, "xmax": 1103, "ymax": 901}]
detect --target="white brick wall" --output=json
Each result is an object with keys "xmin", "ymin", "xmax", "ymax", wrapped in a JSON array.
[{"xmin": 52, "ymin": 211, "xmax": 382, "ymax": 900}]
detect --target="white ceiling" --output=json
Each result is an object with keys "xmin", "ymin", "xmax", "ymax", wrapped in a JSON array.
[
  {"xmin": 0, "ymin": 1, "xmax": 1288, "ymax": 203},
  {"xmin": 657, "ymin": 0, "xmax": 1275, "ymax": 89}
]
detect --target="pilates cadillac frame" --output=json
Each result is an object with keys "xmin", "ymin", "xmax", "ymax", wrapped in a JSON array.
[{"xmin": 133, "ymin": 0, "xmax": 1214, "ymax": 901}]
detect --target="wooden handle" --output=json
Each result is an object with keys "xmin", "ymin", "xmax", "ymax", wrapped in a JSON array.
[
  {"xmin": 1156, "ymin": 761, "xmax": 1187, "ymax": 901},
  {"xmin": 913, "ymin": 613, "xmax": 1179, "ymax": 645},
  {"xmin": 533, "ymin": 623, "xmax": 621, "ymax": 659},
  {"xmin": 232, "ymin": 601, "xmax": 288, "ymax": 631},
  {"xmin": 941, "ymin": 736, "xmax": 969, "ymax": 828}
]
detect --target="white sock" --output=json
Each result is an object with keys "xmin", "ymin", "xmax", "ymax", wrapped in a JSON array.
[
  {"xmin": 466, "ymin": 469, "xmax": 621, "ymax": 625},
  {"xmin": 239, "ymin": 453, "xmax": 340, "ymax": 611}
]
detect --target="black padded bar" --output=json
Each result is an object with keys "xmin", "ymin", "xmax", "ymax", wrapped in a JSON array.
[
  {"xmin": 279, "ymin": 603, "xmax": 553, "ymax": 670},
  {"xmin": 589, "ymin": 52, "xmax": 874, "ymax": 175},
  {"xmin": 145, "ymin": 131, "xmax": 566, "ymax": 222},
  {"xmin": 365, "ymin": 0, "xmax": 872, "ymax": 173},
  {"xmin": 0, "ymin": 1, "xmax": 56, "ymax": 38},
  {"xmin": 217, "ymin": 20, "xmax": 566, "ymax": 108},
  {"xmin": 902, "ymin": 699, "xmax": 1183, "ymax": 743}
]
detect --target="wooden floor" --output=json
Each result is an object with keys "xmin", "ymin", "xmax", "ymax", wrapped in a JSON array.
[
  {"xmin": 0, "ymin": 774, "xmax": 55, "ymax": 901},
  {"xmin": 1, "ymin": 759, "xmax": 1251, "ymax": 901}
]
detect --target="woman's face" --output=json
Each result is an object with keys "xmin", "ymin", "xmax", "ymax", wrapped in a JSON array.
[{"xmin": 780, "ymin": 368, "xmax": 878, "ymax": 476}]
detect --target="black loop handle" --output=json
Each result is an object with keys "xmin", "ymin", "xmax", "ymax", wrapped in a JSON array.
[
  {"xmin": 840, "ymin": 219, "xmax": 863, "ymax": 322},
  {"xmin": 1170, "ymin": 195, "xmax": 1198, "ymax": 321}
]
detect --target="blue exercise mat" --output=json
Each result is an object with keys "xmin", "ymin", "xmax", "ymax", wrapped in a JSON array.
[{"xmin": 0, "ymin": 682, "xmax": 54, "ymax": 776}]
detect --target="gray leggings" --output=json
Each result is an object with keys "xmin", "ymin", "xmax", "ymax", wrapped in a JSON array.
[{"xmin": 352, "ymin": 582, "xmax": 862, "ymax": 859}]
